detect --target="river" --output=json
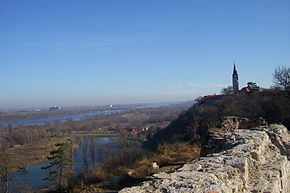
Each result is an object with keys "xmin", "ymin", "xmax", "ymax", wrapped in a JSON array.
[
  {"xmin": 10, "ymin": 136, "xmax": 117, "ymax": 192},
  {"xmin": 0, "ymin": 109, "xmax": 120, "ymax": 128},
  {"xmin": 0, "ymin": 102, "xmax": 175, "ymax": 129},
  {"xmin": 2, "ymin": 103, "xmax": 174, "ymax": 191}
]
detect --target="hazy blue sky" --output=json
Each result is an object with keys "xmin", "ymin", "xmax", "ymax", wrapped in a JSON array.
[{"xmin": 0, "ymin": 0, "xmax": 289, "ymax": 108}]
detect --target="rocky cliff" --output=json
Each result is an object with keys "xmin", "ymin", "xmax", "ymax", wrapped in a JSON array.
[{"xmin": 120, "ymin": 124, "xmax": 290, "ymax": 193}]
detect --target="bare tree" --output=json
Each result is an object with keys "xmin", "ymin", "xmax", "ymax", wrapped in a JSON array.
[
  {"xmin": 273, "ymin": 65, "xmax": 290, "ymax": 90},
  {"xmin": 0, "ymin": 149, "xmax": 12, "ymax": 193},
  {"xmin": 247, "ymin": 82, "xmax": 260, "ymax": 92},
  {"xmin": 221, "ymin": 86, "xmax": 233, "ymax": 95},
  {"xmin": 82, "ymin": 140, "xmax": 89, "ymax": 172},
  {"xmin": 89, "ymin": 138, "xmax": 97, "ymax": 169}
]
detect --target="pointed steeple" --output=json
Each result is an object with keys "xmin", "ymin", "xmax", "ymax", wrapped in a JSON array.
[
  {"xmin": 233, "ymin": 63, "xmax": 238, "ymax": 76},
  {"xmin": 232, "ymin": 63, "xmax": 239, "ymax": 94}
]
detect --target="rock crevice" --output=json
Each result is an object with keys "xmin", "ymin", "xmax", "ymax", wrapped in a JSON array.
[{"xmin": 120, "ymin": 124, "xmax": 289, "ymax": 193}]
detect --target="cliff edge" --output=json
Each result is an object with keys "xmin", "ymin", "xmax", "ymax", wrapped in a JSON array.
[{"xmin": 120, "ymin": 124, "xmax": 290, "ymax": 193}]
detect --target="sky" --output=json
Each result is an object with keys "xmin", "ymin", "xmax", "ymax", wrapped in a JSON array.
[{"xmin": 0, "ymin": 0, "xmax": 289, "ymax": 109}]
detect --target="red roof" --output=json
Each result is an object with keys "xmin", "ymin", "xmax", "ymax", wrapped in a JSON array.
[
  {"xmin": 203, "ymin": 95, "xmax": 222, "ymax": 100},
  {"xmin": 241, "ymin": 87, "xmax": 250, "ymax": 92},
  {"xmin": 131, "ymin": 128, "xmax": 143, "ymax": 132}
]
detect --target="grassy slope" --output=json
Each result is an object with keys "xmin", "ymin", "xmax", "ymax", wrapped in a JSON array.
[{"xmin": 146, "ymin": 89, "xmax": 290, "ymax": 150}]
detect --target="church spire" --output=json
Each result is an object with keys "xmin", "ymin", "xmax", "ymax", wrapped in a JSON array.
[
  {"xmin": 233, "ymin": 63, "xmax": 237, "ymax": 75},
  {"xmin": 232, "ymin": 63, "xmax": 239, "ymax": 94}
]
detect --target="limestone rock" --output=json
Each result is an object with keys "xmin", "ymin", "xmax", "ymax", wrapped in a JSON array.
[
  {"xmin": 119, "ymin": 124, "xmax": 290, "ymax": 193},
  {"xmin": 152, "ymin": 162, "xmax": 159, "ymax": 169}
]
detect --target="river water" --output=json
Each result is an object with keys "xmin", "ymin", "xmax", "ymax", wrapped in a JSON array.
[
  {"xmin": 0, "ymin": 102, "xmax": 178, "ymax": 129},
  {"xmin": 2, "ymin": 103, "xmax": 173, "ymax": 191},
  {"xmin": 10, "ymin": 137, "xmax": 117, "ymax": 192},
  {"xmin": 0, "ymin": 102, "xmax": 176, "ymax": 129},
  {"xmin": 0, "ymin": 109, "xmax": 120, "ymax": 128}
]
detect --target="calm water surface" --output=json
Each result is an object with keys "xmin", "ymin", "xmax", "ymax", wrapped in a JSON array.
[
  {"xmin": 1, "ymin": 102, "xmax": 173, "ymax": 129},
  {"xmin": 11, "ymin": 137, "xmax": 117, "ymax": 191},
  {"xmin": 1, "ymin": 110, "xmax": 120, "ymax": 128}
]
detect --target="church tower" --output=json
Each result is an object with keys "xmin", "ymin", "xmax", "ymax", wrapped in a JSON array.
[{"xmin": 232, "ymin": 64, "xmax": 239, "ymax": 94}]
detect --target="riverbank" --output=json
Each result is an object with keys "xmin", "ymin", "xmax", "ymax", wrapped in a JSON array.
[
  {"xmin": 0, "ymin": 104, "xmax": 191, "ymax": 192},
  {"xmin": 8, "ymin": 132, "xmax": 118, "ymax": 172},
  {"xmin": 8, "ymin": 131, "xmax": 201, "ymax": 193},
  {"xmin": 9, "ymin": 137, "xmax": 69, "ymax": 172},
  {"xmin": 73, "ymin": 133, "xmax": 118, "ymax": 137},
  {"xmin": 68, "ymin": 141, "xmax": 201, "ymax": 193},
  {"xmin": 9, "ymin": 134, "xmax": 120, "ymax": 193}
]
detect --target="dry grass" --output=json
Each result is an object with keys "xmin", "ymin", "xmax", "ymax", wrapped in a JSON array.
[
  {"xmin": 83, "ymin": 168, "xmax": 113, "ymax": 184},
  {"xmin": 8, "ymin": 137, "xmax": 69, "ymax": 171},
  {"xmin": 128, "ymin": 158, "xmax": 157, "ymax": 178},
  {"xmin": 118, "ymin": 142, "xmax": 201, "ymax": 179},
  {"xmin": 154, "ymin": 142, "xmax": 201, "ymax": 166},
  {"xmin": 71, "ymin": 141, "xmax": 201, "ymax": 192}
]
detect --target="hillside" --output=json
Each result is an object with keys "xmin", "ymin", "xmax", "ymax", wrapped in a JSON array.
[
  {"xmin": 27, "ymin": 89, "xmax": 289, "ymax": 193},
  {"xmin": 146, "ymin": 89, "xmax": 290, "ymax": 150},
  {"xmin": 121, "ymin": 124, "xmax": 290, "ymax": 193}
]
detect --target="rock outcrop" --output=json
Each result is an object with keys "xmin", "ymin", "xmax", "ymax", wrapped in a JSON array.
[{"xmin": 120, "ymin": 124, "xmax": 290, "ymax": 193}]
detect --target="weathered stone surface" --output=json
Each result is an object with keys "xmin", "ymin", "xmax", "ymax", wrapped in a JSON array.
[{"xmin": 119, "ymin": 124, "xmax": 290, "ymax": 193}]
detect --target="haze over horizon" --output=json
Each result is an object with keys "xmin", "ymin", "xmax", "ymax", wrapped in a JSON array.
[{"xmin": 1, "ymin": 0, "xmax": 289, "ymax": 108}]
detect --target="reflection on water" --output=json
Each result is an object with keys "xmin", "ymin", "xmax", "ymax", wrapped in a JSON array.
[
  {"xmin": 74, "ymin": 137, "xmax": 117, "ymax": 174},
  {"xmin": 11, "ymin": 162, "xmax": 53, "ymax": 191},
  {"xmin": 11, "ymin": 137, "xmax": 117, "ymax": 191}
]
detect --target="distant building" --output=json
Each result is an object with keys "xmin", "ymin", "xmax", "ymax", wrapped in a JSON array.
[
  {"xmin": 49, "ymin": 105, "xmax": 61, "ymax": 111},
  {"xmin": 202, "ymin": 94, "xmax": 223, "ymax": 100},
  {"xmin": 232, "ymin": 64, "xmax": 239, "ymax": 94},
  {"xmin": 129, "ymin": 127, "xmax": 145, "ymax": 136},
  {"xmin": 201, "ymin": 94, "xmax": 223, "ymax": 104},
  {"xmin": 240, "ymin": 87, "xmax": 251, "ymax": 93}
]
